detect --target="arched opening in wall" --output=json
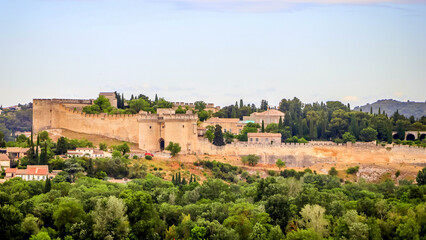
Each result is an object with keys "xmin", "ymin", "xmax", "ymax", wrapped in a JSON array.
[
  {"xmin": 420, "ymin": 134, "xmax": 426, "ymax": 141},
  {"xmin": 159, "ymin": 138, "xmax": 165, "ymax": 151},
  {"xmin": 392, "ymin": 134, "xmax": 400, "ymax": 140},
  {"xmin": 406, "ymin": 134, "xmax": 416, "ymax": 141}
]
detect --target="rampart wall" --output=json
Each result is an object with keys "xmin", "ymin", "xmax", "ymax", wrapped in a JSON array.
[
  {"xmin": 33, "ymin": 99, "xmax": 139, "ymax": 143},
  {"xmin": 197, "ymin": 139, "xmax": 426, "ymax": 167}
]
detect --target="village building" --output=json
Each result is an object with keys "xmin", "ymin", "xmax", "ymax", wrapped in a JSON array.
[
  {"xmin": 14, "ymin": 131, "xmax": 32, "ymax": 138},
  {"xmin": 0, "ymin": 154, "xmax": 10, "ymax": 169},
  {"xmin": 5, "ymin": 165, "xmax": 56, "ymax": 181},
  {"xmin": 6, "ymin": 147, "xmax": 30, "ymax": 159},
  {"xmin": 99, "ymin": 92, "xmax": 118, "ymax": 108},
  {"xmin": 66, "ymin": 148, "xmax": 111, "ymax": 158},
  {"xmin": 172, "ymin": 102, "xmax": 221, "ymax": 113},
  {"xmin": 243, "ymin": 109, "xmax": 285, "ymax": 125},
  {"xmin": 200, "ymin": 117, "xmax": 246, "ymax": 135},
  {"xmin": 247, "ymin": 132, "xmax": 281, "ymax": 144}
]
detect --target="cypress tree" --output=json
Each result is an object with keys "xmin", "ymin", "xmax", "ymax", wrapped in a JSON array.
[
  {"xmin": 189, "ymin": 174, "xmax": 193, "ymax": 183},
  {"xmin": 278, "ymin": 117, "xmax": 283, "ymax": 130},
  {"xmin": 349, "ymin": 115, "xmax": 359, "ymax": 139},
  {"xmin": 44, "ymin": 178, "xmax": 51, "ymax": 193},
  {"xmin": 155, "ymin": 94, "xmax": 158, "ymax": 102},
  {"xmin": 261, "ymin": 120, "xmax": 265, "ymax": 133},
  {"xmin": 239, "ymin": 99, "xmax": 243, "ymax": 109},
  {"xmin": 121, "ymin": 93, "xmax": 125, "ymax": 108},
  {"xmin": 182, "ymin": 177, "xmax": 187, "ymax": 185},
  {"xmin": 87, "ymin": 158, "xmax": 94, "ymax": 177},
  {"xmin": 39, "ymin": 141, "xmax": 48, "ymax": 165},
  {"xmin": 178, "ymin": 172, "xmax": 181, "ymax": 185},
  {"xmin": 35, "ymin": 134, "xmax": 40, "ymax": 164},
  {"xmin": 378, "ymin": 107, "xmax": 381, "ymax": 115},
  {"xmin": 213, "ymin": 125, "xmax": 225, "ymax": 146},
  {"xmin": 370, "ymin": 106, "xmax": 373, "ymax": 114},
  {"xmin": 29, "ymin": 129, "xmax": 35, "ymax": 161},
  {"xmin": 172, "ymin": 175, "xmax": 175, "ymax": 185}
]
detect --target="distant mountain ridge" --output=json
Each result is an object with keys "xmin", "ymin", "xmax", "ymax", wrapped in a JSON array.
[{"xmin": 354, "ymin": 99, "xmax": 426, "ymax": 119}]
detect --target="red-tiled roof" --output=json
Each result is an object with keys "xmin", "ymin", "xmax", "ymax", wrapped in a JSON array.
[
  {"xmin": 205, "ymin": 117, "xmax": 240, "ymax": 123},
  {"xmin": 255, "ymin": 109, "xmax": 284, "ymax": 116},
  {"xmin": 6, "ymin": 147, "xmax": 30, "ymax": 153},
  {"xmin": 0, "ymin": 154, "xmax": 9, "ymax": 161},
  {"xmin": 5, "ymin": 168, "xmax": 17, "ymax": 173}
]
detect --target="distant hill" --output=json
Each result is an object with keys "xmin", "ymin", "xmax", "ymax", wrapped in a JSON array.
[{"xmin": 354, "ymin": 99, "xmax": 426, "ymax": 119}]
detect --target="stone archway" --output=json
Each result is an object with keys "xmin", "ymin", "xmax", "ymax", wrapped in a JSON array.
[
  {"xmin": 159, "ymin": 138, "xmax": 165, "ymax": 151},
  {"xmin": 392, "ymin": 133, "xmax": 400, "ymax": 140},
  {"xmin": 406, "ymin": 133, "xmax": 416, "ymax": 141},
  {"xmin": 420, "ymin": 134, "xmax": 426, "ymax": 141}
]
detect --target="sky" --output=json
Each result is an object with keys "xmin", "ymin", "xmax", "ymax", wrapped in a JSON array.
[{"xmin": 0, "ymin": 0, "xmax": 425, "ymax": 108}]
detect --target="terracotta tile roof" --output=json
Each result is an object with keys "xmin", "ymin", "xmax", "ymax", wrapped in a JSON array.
[
  {"xmin": 25, "ymin": 165, "xmax": 49, "ymax": 175},
  {"xmin": 248, "ymin": 133, "xmax": 282, "ymax": 137},
  {"xmin": 6, "ymin": 147, "xmax": 30, "ymax": 153},
  {"xmin": 5, "ymin": 168, "xmax": 17, "ymax": 173},
  {"xmin": 255, "ymin": 109, "xmax": 284, "ymax": 116},
  {"xmin": 205, "ymin": 117, "xmax": 240, "ymax": 123},
  {"xmin": 16, "ymin": 169, "xmax": 27, "ymax": 174},
  {"xmin": 0, "ymin": 154, "xmax": 9, "ymax": 161}
]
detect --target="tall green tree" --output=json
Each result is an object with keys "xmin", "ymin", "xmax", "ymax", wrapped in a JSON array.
[{"xmin": 213, "ymin": 125, "xmax": 225, "ymax": 146}]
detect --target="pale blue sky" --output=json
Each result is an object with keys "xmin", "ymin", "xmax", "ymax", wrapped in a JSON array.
[{"xmin": 1, "ymin": 0, "xmax": 425, "ymax": 108}]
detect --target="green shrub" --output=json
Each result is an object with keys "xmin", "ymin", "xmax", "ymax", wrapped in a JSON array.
[
  {"xmin": 145, "ymin": 155, "xmax": 152, "ymax": 160},
  {"xmin": 346, "ymin": 166, "xmax": 359, "ymax": 174}
]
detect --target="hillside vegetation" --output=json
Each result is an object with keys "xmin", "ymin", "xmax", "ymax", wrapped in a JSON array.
[{"xmin": 354, "ymin": 99, "xmax": 426, "ymax": 119}]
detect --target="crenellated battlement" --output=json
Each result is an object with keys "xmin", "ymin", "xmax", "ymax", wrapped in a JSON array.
[{"xmin": 34, "ymin": 98, "xmax": 93, "ymax": 105}]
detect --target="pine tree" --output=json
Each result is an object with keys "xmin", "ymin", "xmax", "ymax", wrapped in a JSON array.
[{"xmin": 44, "ymin": 178, "xmax": 51, "ymax": 193}]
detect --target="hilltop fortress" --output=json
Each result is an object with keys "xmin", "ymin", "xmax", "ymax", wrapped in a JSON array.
[
  {"xmin": 33, "ymin": 93, "xmax": 426, "ymax": 171},
  {"xmin": 33, "ymin": 94, "xmax": 198, "ymax": 154}
]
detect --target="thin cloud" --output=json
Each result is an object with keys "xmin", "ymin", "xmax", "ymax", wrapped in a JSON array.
[
  {"xmin": 342, "ymin": 96, "xmax": 359, "ymax": 102},
  {"xmin": 167, "ymin": 0, "xmax": 426, "ymax": 12}
]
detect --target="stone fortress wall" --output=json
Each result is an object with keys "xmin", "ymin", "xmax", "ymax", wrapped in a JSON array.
[
  {"xmin": 197, "ymin": 139, "xmax": 426, "ymax": 168},
  {"xmin": 33, "ymin": 99, "xmax": 198, "ymax": 153},
  {"xmin": 33, "ymin": 99, "xmax": 140, "ymax": 143}
]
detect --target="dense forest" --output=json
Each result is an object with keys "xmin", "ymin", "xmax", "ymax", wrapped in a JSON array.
[{"xmin": 1, "ymin": 156, "xmax": 425, "ymax": 240}]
